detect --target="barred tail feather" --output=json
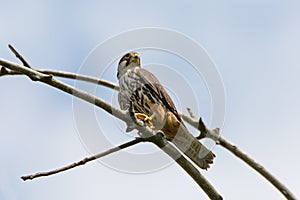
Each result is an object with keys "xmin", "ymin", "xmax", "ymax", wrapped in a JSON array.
[{"xmin": 171, "ymin": 125, "xmax": 215, "ymax": 170}]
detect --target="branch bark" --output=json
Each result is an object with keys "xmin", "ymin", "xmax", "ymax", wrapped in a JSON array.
[
  {"xmin": 0, "ymin": 66, "xmax": 119, "ymax": 90},
  {"xmin": 0, "ymin": 57, "xmax": 222, "ymax": 200}
]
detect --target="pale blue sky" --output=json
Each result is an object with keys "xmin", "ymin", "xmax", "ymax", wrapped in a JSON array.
[{"xmin": 0, "ymin": 1, "xmax": 299, "ymax": 199}]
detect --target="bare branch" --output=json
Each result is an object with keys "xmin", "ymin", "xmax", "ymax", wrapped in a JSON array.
[
  {"xmin": 186, "ymin": 107, "xmax": 196, "ymax": 119},
  {"xmin": 181, "ymin": 114, "xmax": 297, "ymax": 200},
  {"xmin": 8, "ymin": 44, "xmax": 31, "ymax": 68},
  {"xmin": 21, "ymin": 137, "xmax": 145, "ymax": 181},
  {"xmin": 0, "ymin": 67, "xmax": 119, "ymax": 90},
  {"xmin": 217, "ymin": 137, "xmax": 296, "ymax": 200},
  {"xmin": 0, "ymin": 57, "xmax": 222, "ymax": 199},
  {"xmin": 42, "ymin": 69, "xmax": 119, "ymax": 90},
  {"xmin": 149, "ymin": 132, "xmax": 222, "ymax": 200}
]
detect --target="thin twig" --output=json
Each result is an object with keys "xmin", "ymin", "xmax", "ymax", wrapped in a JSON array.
[
  {"xmin": 21, "ymin": 137, "xmax": 145, "ymax": 181},
  {"xmin": 216, "ymin": 137, "xmax": 296, "ymax": 200},
  {"xmin": 8, "ymin": 44, "xmax": 31, "ymax": 68},
  {"xmin": 0, "ymin": 56, "xmax": 222, "ymax": 199},
  {"xmin": 0, "ymin": 67, "xmax": 119, "ymax": 90},
  {"xmin": 41, "ymin": 69, "xmax": 119, "ymax": 90},
  {"xmin": 186, "ymin": 107, "xmax": 195, "ymax": 119}
]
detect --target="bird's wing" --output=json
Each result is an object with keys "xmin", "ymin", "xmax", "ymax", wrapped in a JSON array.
[
  {"xmin": 136, "ymin": 68, "xmax": 182, "ymax": 122},
  {"xmin": 136, "ymin": 68, "xmax": 215, "ymax": 170},
  {"xmin": 118, "ymin": 91, "xmax": 129, "ymax": 110}
]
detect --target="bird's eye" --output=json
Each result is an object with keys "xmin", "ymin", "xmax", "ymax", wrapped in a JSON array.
[{"xmin": 133, "ymin": 55, "xmax": 139, "ymax": 59}]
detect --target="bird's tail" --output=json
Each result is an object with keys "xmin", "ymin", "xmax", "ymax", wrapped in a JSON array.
[{"xmin": 170, "ymin": 124, "xmax": 215, "ymax": 170}]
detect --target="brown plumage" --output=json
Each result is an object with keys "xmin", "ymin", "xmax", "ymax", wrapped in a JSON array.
[{"xmin": 117, "ymin": 52, "xmax": 215, "ymax": 169}]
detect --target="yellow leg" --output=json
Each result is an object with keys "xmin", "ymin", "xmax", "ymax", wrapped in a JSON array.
[{"xmin": 135, "ymin": 113, "xmax": 155, "ymax": 128}]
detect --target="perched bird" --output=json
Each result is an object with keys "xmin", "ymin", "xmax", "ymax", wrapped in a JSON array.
[{"xmin": 117, "ymin": 52, "xmax": 215, "ymax": 169}]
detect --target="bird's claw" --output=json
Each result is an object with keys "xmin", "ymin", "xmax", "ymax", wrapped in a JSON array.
[{"xmin": 135, "ymin": 113, "xmax": 155, "ymax": 129}]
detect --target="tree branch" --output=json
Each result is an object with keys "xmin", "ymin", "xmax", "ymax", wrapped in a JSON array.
[
  {"xmin": 8, "ymin": 44, "xmax": 31, "ymax": 68},
  {"xmin": 149, "ymin": 132, "xmax": 222, "ymax": 200},
  {"xmin": 21, "ymin": 137, "xmax": 145, "ymax": 181},
  {"xmin": 186, "ymin": 107, "xmax": 196, "ymax": 119},
  {"xmin": 0, "ymin": 56, "xmax": 222, "ymax": 199},
  {"xmin": 0, "ymin": 65, "xmax": 119, "ymax": 90}
]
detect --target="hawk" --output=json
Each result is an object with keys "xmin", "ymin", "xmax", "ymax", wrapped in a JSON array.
[{"xmin": 117, "ymin": 52, "xmax": 215, "ymax": 169}]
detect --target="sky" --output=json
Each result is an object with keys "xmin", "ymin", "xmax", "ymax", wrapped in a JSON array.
[{"xmin": 0, "ymin": 1, "xmax": 299, "ymax": 199}]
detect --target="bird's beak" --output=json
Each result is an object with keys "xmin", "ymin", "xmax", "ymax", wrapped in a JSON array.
[{"xmin": 130, "ymin": 56, "xmax": 140, "ymax": 65}]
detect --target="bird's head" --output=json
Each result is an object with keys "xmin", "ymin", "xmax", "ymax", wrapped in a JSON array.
[{"xmin": 117, "ymin": 52, "xmax": 141, "ymax": 79}]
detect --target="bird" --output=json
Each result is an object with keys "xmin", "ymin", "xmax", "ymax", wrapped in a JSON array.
[{"xmin": 117, "ymin": 52, "xmax": 215, "ymax": 170}]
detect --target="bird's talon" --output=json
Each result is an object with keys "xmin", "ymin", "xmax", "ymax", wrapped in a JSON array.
[
  {"xmin": 135, "ymin": 113, "xmax": 148, "ymax": 120},
  {"xmin": 134, "ymin": 113, "xmax": 154, "ymax": 128}
]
